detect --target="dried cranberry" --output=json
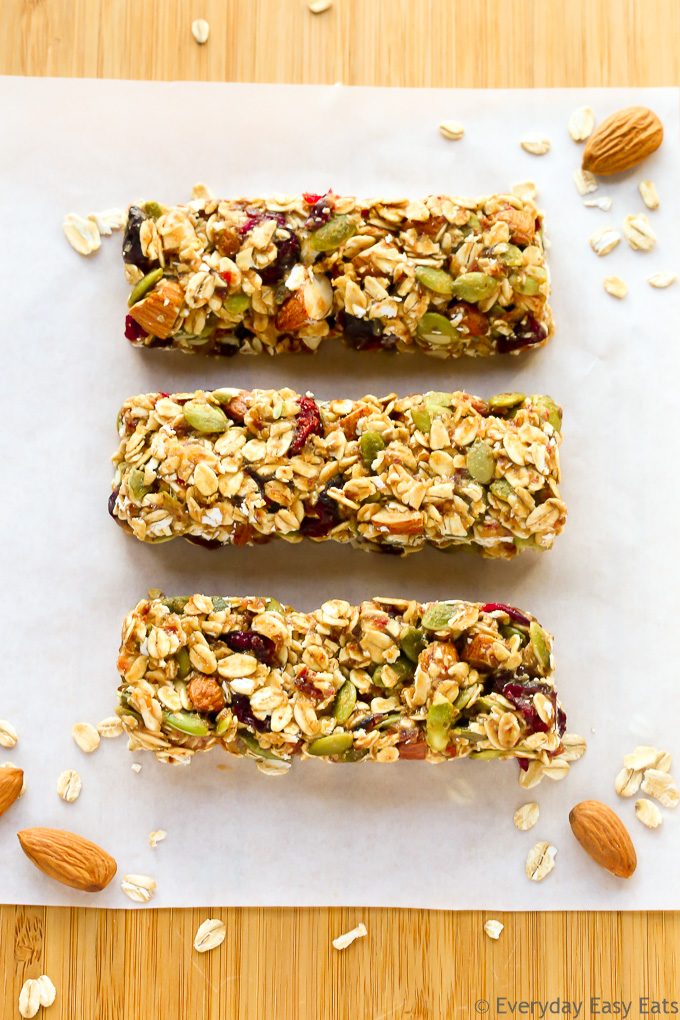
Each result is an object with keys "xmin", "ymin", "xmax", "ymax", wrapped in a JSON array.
[
  {"xmin": 122, "ymin": 206, "xmax": 152, "ymax": 271},
  {"xmin": 241, "ymin": 211, "xmax": 286, "ymax": 236},
  {"xmin": 339, "ymin": 312, "xmax": 397, "ymax": 351},
  {"xmin": 108, "ymin": 487, "xmax": 120, "ymax": 517},
  {"xmin": 517, "ymin": 757, "xmax": 530, "ymax": 772},
  {"xmin": 289, "ymin": 396, "xmax": 323, "ymax": 455},
  {"xmin": 125, "ymin": 315, "xmax": 147, "ymax": 343},
  {"xmin": 304, "ymin": 192, "xmax": 335, "ymax": 230},
  {"xmin": 260, "ymin": 231, "xmax": 301, "ymax": 285},
  {"xmin": 302, "ymin": 191, "xmax": 325, "ymax": 204},
  {"xmin": 480, "ymin": 603, "xmax": 530, "ymax": 626},
  {"xmin": 185, "ymin": 536, "xmax": 223, "ymax": 550},
  {"xmin": 502, "ymin": 680, "xmax": 558, "ymax": 734},
  {"xmin": 497, "ymin": 315, "xmax": 548, "ymax": 354},
  {"xmin": 300, "ymin": 477, "xmax": 342, "ymax": 538},
  {"xmin": 245, "ymin": 467, "xmax": 280, "ymax": 511},
  {"xmin": 225, "ymin": 630, "xmax": 276, "ymax": 666},
  {"xmin": 230, "ymin": 693, "xmax": 269, "ymax": 733},
  {"xmin": 293, "ymin": 668, "xmax": 325, "ymax": 702},
  {"xmin": 556, "ymin": 705, "xmax": 566, "ymax": 736}
]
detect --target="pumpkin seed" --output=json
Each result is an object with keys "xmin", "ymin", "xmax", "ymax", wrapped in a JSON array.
[
  {"xmin": 489, "ymin": 392, "xmax": 525, "ymax": 411},
  {"xmin": 359, "ymin": 430, "xmax": 386, "ymax": 469},
  {"xmin": 400, "ymin": 626, "xmax": 426, "ymax": 663},
  {"xmin": 453, "ymin": 688, "xmax": 479, "ymax": 711},
  {"xmin": 308, "ymin": 732, "xmax": 354, "ymax": 756},
  {"xmin": 510, "ymin": 273, "xmax": 539, "ymax": 296},
  {"xmin": 175, "ymin": 647, "xmax": 191, "ymax": 679},
  {"xmin": 128, "ymin": 267, "xmax": 164, "ymax": 307},
  {"xmin": 466, "ymin": 440, "xmax": 495, "ymax": 484},
  {"xmin": 514, "ymin": 535, "xmax": 536, "ymax": 548},
  {"xmin": 265, "ymin": 597, "xmax": 285, "ymax": 615},
  {"xmin": 490, "ymin": 479, "xmax": 513, "ymax": 502},
  {"xmin": 498, "ymin": 244, "xmax": 524, "ymax": 267},
  {"xmin": 422, "ymin": 603, "xmax": 457, "ymax": 632},
  {"xmin": 162, "ymin": 597, "xmax": 190, "ymax": 614},
  {"xmin": 127, "ymin": 468, "xmax": 151, "ymax": 503},
  {"xmin": 340, "ymin": 747, "xmax": 368, "ymax": 762},
  {"xmin": 450, "ymin": 272, "xmax": 497, "ymax": 303},
  {"xmin": 416, "ymin": 312, "xmax": 458, "ymax": 345},
  {"xmin": 211, "ymin": 596, "xmax": 230, "ymax": 612},
  {"xmin": 500, "ymin": 624, "xmax": 528, "ymax": 643},
  {"xmin": 333, "ymin": 680, "xmax": 357, "ymax": 724},
  {"xmin": 378, "ymin": 712, "xmax": 404, "ymax": 730},
  {"xmin": 426, "ymin": 701, "xmax": 455, "ymax": 752},
  {"xmin": 468, "ymin": 749, "xmax": 509, "ymax": 759},
  {"xmin": 529, "ymin": 621, "xmax": 550, "ymax": 670},
  {"xmin": 164, "ymin": 711, "xmax": 210, "ymax": 736},
  {"xmin": 533, "ymin": 395, "xmax": 562, "ymax": 432},
  {"xmin": 410, "ymin": 409, "xmax": 431, "ymax": 433},
  {"xmin": 183, "ymin": 400, "xmax": 230, "ymax": 433},
  {"xmin": 225, "ymin": 293, "xmax": 250, "ymax": 314},
  {"xmin": 215, "ymin": 712, "xmax": 230, "ymax": 736},
  {"xmin": 463, "ymin": 213, "xmax": 481, "ymax": 234},
  {"xmin": 450, "ymin": 726, "xmax": 485, "ymax": 742},
  {"xmin": 239, "ymin": 732, "xmax": 283, "ymax": 760},
  {"xmin": 142, "ymin": 201, "xmax": 163, "ymax": 220},
  {"xmin": 309, "ymin": 214, "xmax": 356, "ymax": 252},
  {"xmin": 415, "ymin": 265, "xmax": 455, "ymax": 295}
]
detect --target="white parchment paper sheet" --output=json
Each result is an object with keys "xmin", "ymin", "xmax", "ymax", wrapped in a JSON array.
[{"xmin": 1, "ymin": 79, "xmax": 679, "ymax": 909}]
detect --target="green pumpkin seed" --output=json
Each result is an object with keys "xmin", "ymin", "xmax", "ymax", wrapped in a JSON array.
[
  {"xmin": 489, "ymin": 392, "xmax": 525, "ymax": 411},
  {"xmin": 309, "ymin": 214, "xmax": 356, "ymax": 252},
  {"xmin": 532, "ymin": 395, "xmax": 562, "ymax": 432},
  {"xmin": 415, "ymin": 266, "xmax": 455, "ymax": 295},
  {"xmin": 426, "ymin": 701, "xmax": 455, "ymax": 752},
  {"xmin": 472, "ymin": 696, "xmax": 495, "ymax": 713},
  {"xmin": 450, "ymin": 726, "xmax": 485, "ymax": 742},
  {"xmin": 307, "ymin": 732, "xmax": 354, "ymax": 756},
  {"xmin": 340, "ymin": 747, "xmax": 368, "ymax": 762},
  {"xmin": 164, "ymin": 711, "xmax": 210, "ymax": 737},
  {"xmin": 451, "ymin": 272, "xmax": 498, "ymax": 303},
  {"xmin": 500, "ymin": 624, "xmax": 528, "ymax": 644},
  {"xmin": 509, "ymin": 273, "xmax": 539, "ymax": 296},
  {"xmin": 463, "ymin": 213, "xmax": 481, "ymax": 234},
  {"xmin": 239, "ymin": 732, "xmax": 283, "ymax": 760},
  {"xmin": 513, "ymin": 535, "xmax": 536, "ymax": 548},
  {"xmin": 468, "ymin": 749, "xmax": 509, "ymax": 759},
  {"xmin": 128, "ymin": 267, "xmax": 164, "ymax": 308},
  {"xmin": 466, "ymin": 440, "xmax": 495, "ymax": 484},
  {"xmin": 421, "ymin": 603, "xmax": 458, "ymax": 632},
  {"xmin": 498, "ymin": 244, "xmax": 524, "ymax": 267},
  {"xmin": 127, "ymin": 468, "xmax": 151, "ymax": 503},
  {"xmin": 359, "ymin": 430, "xmax": 386, "ymax": 469},
  {"xmin": 489, "ymin": 479, "xmax": 513, "ymax": 502},
  {"xmin": 215, "ymin": 712, "xmax": 231, "ymax": 736},
  {"xmin": 211, "ymin": 596, "xmax": 230, "ymax": 612},
  {"xmin": 175, "ymin": 647, "xmax": 191, "ymax": 679},
  {"xmin": 183, "ymin": 400, "xmax": 230, "ymax": 433},
  {"xmin": 265, "ymin": 597, "xmax": 285, "ymax": 615},
  {"xmin": 225, "ymin": 293, "xmax": 250, "ymax": 314},
  {"xmin": 378, "ymin": 712, "xmax": 404, "ymax": 730},
  {"xmin": 416, "ymin": 312, "xmax": 458, "ymax": 346},
  {"xmin": 529, "ymin": 621, "xmax": 551, "ymax": 670},
  {"xmin": 410, "ymin": 409, "xmax": 431, "ymax": 433},
  {"xmin": 333, "ymin": 680, "xmax": 357, "ymax": 724},
  {"xmin": 142, "ymin": 201, "xmax": 163, "ymax": 219},
  {"xmin": 210, "ymin": 387, "xmax": 240, "ymax": 403},
  {"xmin": 162, "ymin": 597, "xmax": 190, "ymax": 614},
  {"xmin": 400, "ymin": 626, "xmax": 426, "ymax": 663},
  {"xmin": 452, "ymin": 688, "xmax": 479, "ymax": 711}
]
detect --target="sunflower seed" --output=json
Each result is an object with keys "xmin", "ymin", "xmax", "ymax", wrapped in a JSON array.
[
  {"xmin": 526, "ymin": 841, "xmax": 557, "ymax": 881},
  {"xmin": 590, "ymin": 227, "xmax": 621, "ymax": 256},
  {"xmin": 57, "ymin": 769, "xmax": 82, "ymax": 802},
  {"xmin": 332, "ymin": 922, "xmax": 368, "ymax": 950},
  {"xmin": 520, "ymin": 133, "xmax": 551, "ymax": 155},
  {"xmin": 635, "ymin": 798, "xmax": 663, "ymax": 829},
  {"xmin": 568, "ymin": 106, "xmax": 595, "ymax": 141},
  {"xmin": 194, "ymin": 917, "xmax": 227, "ymax": 952},
  {"xmin": 513, "ymin": 802, "xmax": 539, "ymax": 831},
  {"xmin": 603, "ymin": 276, "xmax": 627, "ymax": 299}
]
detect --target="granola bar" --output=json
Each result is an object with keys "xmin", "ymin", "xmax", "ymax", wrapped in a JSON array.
[
  {"xmin": 117, "ymin": 594, "xmax": 576, "ymax": 781},
  {"xmin": 122, "ymin": 191, "xmax": 552, "ymax": 357},
  {"xmin": 110, "ymin": 387, "xmax": 566, "ymax": 559}
]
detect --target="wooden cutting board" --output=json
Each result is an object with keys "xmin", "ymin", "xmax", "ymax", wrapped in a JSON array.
[{"xmin": 1, "ymin": 1, "xmax": 678, "ymax": 1016}]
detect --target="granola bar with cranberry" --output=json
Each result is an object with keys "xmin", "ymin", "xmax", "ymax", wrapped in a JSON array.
[
  {"xmin": 122, "ymin": 191, "xmax": 552, "ymax": 357},
  {"xmin": 110, "ymin": 387, "xmax": 565, "ymax": 558},
  {"xmin": 117, "ymin": 594, "xmax": 580, "ymax": 785}
]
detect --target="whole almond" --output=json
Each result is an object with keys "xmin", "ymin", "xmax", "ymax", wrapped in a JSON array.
[
  {"xmin": 17, "ymin": 827, "xmax": 117, "ymax": 892},
  {"xmin": 582, "ymin": 106, "xmax": 663, "ymax": 175},
  {"xmin": 569, "ymin": 800, "xmax": 637, "ymax": 878},
  {"xmin": 0, "ymin": 764, "xmax": 24, "ymax": 818}
]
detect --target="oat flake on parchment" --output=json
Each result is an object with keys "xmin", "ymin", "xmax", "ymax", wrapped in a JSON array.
[
  {"xmin": 590, "ymin": 227, "xmax": 621, "ymax": 256},
  {"xmin": 520, "ymin": 132, "xmax": 551, "ymax": 155},
  {"xmin": 635, "ymin": 799, "xmax": 663, "ymax": 829},
  {"xmin": 526, "ymin": 841, "xmax": 557, "ymax": 882},
  {"xmin": 57, "ymin": 769, "xmax": 82, "ymax": 803},
  {"xmin": 121, "ymin": 874, "xmax": 157, "ymax": 903},
  {"xmin": 63, "ymin": 213, "xmax": 101, "ymax": 255},
  {"xmin": 72, "ymin": 723, "xmax": 100, "ymax": 753},
  {"xmin": 648, "ymin": 271, "xmax": 676, "ymax": 289},
  {"xmin": 568, "ymin": 106, "xmax": 595, "ymax": 141},
  {"xmin": 0, "ymin": 720, "xmax": 18, "ymax": 748},
  {"xmin": 603, "ymin": 276, "xmax": 627, "ymax": 299},
  {"xmin": 439, "ymin": 120, "xmax": 465, "ymax": 141},
  {"xmin": 514, "ymin": 803, "xmax": 539, "ymax": 831}
]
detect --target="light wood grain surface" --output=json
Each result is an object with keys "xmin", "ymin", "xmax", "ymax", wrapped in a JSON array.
[{"xmin": 2, "ymin": 1, "xmax": 679, "ymax": 1017}]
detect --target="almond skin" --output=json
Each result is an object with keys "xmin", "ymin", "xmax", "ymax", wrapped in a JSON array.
[
  {"xmin": 0, "ymin": 765, "xmax": 23, "ymax": 818},
  {"xmin": 569, "ymin": 800, "xmax": 637, "ymax": 879},
  {"xmin": 582, "ymin": 106, "xmax": 663, "ymax": 176},
  {"xmin": 18, "ymin": 827, "xmax": 117, "ymax": 892}
]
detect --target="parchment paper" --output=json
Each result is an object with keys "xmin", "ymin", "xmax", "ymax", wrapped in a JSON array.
[{"xmin": 1, "ymin": 78, "xmax": 678, "ymax": 909}]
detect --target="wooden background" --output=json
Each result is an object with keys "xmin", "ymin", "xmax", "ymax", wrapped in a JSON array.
[{"xmin": 1, "ymin": 1, "xmax": 679, "ymax": 1016}]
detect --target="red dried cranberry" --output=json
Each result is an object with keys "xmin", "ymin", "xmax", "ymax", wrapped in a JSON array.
[
  {"xmin": 125, "ymin": 315, "xmax": 147, "ymax": 343},
  {"xmin": 480, "ymin": 603, "xmax": 530, "ymax": 626},
  {"xmin": 289, "ymin": 396, "xmax": 323, "ymax": 455},
  {"xmin": 293, "ymin": 668, "xmax": 325, "ymax": 701},
  {"xmin": 300, "ymin": 478, "xmax": 342, "ymax": 538},
  {"xmin": 502, "ymin": 681, "xmax": 558, "ymax": 734},
  {"xmin": 517, "ymin": 757, "xmax": 530, "ymax": 772},
  {"xmin": 260, "ymin": 231, "xmax": 301, "ymax": 285},
  {"xmin": 338, "ymin": 311, "xmax": 386, "ymax": 351},
  {"xmin": 108, "ymin": 487, "xmax": 120, "ymax": 517},
  {"xmin": 556, "ymin": 705, "xmax": 566, "ymax": 736},
  {"xmin": 245, "ymin": 467, "xmax": 280, "ymax": 511},
  {"xmin": 302, "ymin": 191, "xmax": 325, "ymax": 204},
  {"xmin": 497, "ymin": 315, "xmax": 548, "ymax": 354},
  {"xmin": 225, "ymin": 631, "xmax": 275, "ymax": 666},
  {"xmin": 185, "ymin": 536, "xmax": 223, "ymax": 550},
  {"xmin": 230, "ymin": 693, "xmax": 269, "ymax": 733},
  {"xmin": 122, "ymin": 206, "xmax": 152, "ymax": 271},
  {"xmin": 304, "ymin": 192, "xmax": 335, "ymax": 230}
]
